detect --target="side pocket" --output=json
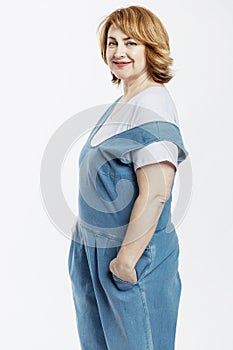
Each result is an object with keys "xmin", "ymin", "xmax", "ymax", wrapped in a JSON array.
[
  {"xmin": 111, "ymin": 272, "xmax": 138, "ymax": 291},
  {"xmin": 111, "ymin": 245, "xmax": 153, "ymax": 291}
]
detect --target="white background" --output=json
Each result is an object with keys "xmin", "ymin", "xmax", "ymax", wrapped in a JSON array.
[{"xmin": 1, "ymin": 0, "xmax": 233, "ymax": 349}]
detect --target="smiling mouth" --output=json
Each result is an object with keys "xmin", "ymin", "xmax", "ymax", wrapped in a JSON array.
[{"xmin": 113, "ymin": 62, "xmax": 132, "ymax": 66}]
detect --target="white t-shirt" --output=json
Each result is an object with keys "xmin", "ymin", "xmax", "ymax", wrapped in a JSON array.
[{"xmin": 91, "ymin": 85, "xmax": 179, "ymax": 171}]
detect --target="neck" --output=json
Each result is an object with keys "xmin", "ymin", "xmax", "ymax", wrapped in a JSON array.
[{"xmin": 121, "ymin": 74, "xmax": 163, "ymax": 102}]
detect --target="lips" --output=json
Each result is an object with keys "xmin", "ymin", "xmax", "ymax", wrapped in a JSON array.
[{"xmin": 113, "ymin": 61, "xmax": 132, "ymax": 67}]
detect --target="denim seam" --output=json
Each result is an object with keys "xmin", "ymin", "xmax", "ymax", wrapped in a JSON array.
[
  {"xmin": 138, "ymin": 283, "xmax": 154, "ymax": 350},
  {"xmin": 95, "ymin": 233, "xmax": 122, "ymax": 244},
  {"xmin": 138, "ymin": 247, "xmax": 153, "ymax": 281},
  {"xmin": 98, "ymin": 170, "xmax": 136, "ymax": 181}
]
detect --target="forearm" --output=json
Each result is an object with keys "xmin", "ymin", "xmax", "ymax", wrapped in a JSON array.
[{"xmin": 116, "ymin": 193, "xmax": 167, "ymax": 269}]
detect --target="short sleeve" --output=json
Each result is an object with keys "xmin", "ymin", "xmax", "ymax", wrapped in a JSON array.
[{"xmin": 123, "ymin": 140, "xmax": 178, "ymax": 171}]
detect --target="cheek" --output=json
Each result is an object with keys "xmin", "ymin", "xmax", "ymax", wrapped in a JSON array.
[
  {"xmin": 136, "ymin": 51, "xmax": 147, "ymax": 67},
  {"xmin": 131, "ymin": 48, "xmax": 146, "ymax": 60},
  {"xmin": 106, "ymin": 50, "xmax": 112, "ymax": 65}
]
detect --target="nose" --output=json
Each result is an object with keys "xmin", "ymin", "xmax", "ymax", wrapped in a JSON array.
[{"xmin": 113, "ymin": 43, "xmax": 126, "ymax": 59}]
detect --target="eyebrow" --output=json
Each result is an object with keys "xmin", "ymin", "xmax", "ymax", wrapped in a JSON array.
[{"xmin": 107, "ymin": 36, "xmax": 132, "ymax": 41}]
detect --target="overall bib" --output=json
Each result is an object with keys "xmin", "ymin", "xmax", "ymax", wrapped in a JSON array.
[{"xmin": 68, "ymin": 96, "xmax": 189, "ymax": 350}]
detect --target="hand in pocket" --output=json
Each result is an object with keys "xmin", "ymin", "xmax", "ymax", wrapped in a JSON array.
[{"xmin": 109, "ymin": 257, "xmax": 137, "ymax": 283}]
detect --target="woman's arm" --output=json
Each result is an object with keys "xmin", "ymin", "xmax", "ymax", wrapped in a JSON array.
[{"xmin": 109, "ymin": 160, "xmax": 176, "ymax": 283}]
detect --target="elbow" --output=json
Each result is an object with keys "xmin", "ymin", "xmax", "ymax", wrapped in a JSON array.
[
  {"xmin": 151, "ymin": 192, "xmax": 170, "ymax": 204},
  {"xmin": 150, "ymin": 185, "xmax": 172, "ymax": 203}
]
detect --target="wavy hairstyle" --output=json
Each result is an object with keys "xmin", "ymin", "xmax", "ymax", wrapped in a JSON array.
[{"xmin": 96, "ymin": 5, "xmax": 174, "ymax": 86}]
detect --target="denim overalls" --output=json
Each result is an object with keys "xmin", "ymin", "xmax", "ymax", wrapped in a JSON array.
[{"xmin": 68, "ymin": 96, "xmax": 189, "ymax": 350}]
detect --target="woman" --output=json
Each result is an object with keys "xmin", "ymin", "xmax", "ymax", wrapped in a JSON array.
[{"xmin": 68, "ymin": 5, "xmax": 189, "ymax": 350}]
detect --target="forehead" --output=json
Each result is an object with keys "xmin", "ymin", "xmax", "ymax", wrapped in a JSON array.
[{"xmin": 107, "ymin": 24, "xmax": 129, "ymax": 39}]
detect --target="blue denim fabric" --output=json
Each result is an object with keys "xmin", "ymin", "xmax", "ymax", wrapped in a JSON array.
[{"xmin": 68, "ymin": 97, "xmax": 188, "ymax": 349}]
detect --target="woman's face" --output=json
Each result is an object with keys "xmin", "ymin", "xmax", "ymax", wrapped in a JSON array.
[{"xmin": 106, "ymin": 24, "xmax": 147, "ymax": 83}]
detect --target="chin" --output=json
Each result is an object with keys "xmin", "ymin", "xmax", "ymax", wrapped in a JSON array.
[{"xmin": 113, "ymin": 73, "xmax": 129, "ymax": 80}]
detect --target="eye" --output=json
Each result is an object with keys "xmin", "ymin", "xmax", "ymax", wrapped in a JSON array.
[
  {"xmin": 127, "ymin": 41, "xmax": 137, "ymax": 46},
  {"xmin": 107, "ymin": 41, "xmax": 117, "ymax": 46}
]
